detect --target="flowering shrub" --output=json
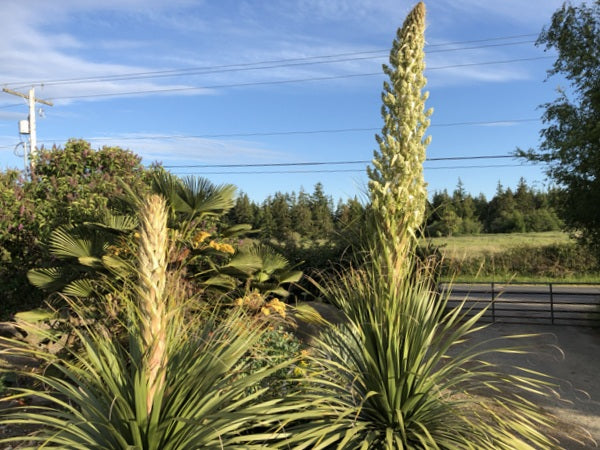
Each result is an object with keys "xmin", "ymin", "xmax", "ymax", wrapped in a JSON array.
[
  {"xmin": 0, "ymin": 140, "xmax": 153, "ymax": 317},
  {"xmin": 234, "ymin": 291, "xmax": 287, "ymax": 320}
]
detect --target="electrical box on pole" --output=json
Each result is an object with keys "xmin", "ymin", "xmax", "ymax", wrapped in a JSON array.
[
  {"xmin": 2, "ymin": 87, "xmax": 53, "ymax": 175},
  {"xmin": 19, "ymin": 120, "xmax": 30, "ymax": 134}
]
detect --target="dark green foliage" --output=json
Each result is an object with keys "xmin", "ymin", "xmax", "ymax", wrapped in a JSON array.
[
  {"xmin": 234, "ymin": 183, "xmax": 343, "ymax": 241},
  {"xmin": 290, "ymin": 189, "xmax": 313, "ymax": 236},
  {"xmin": 269, "ymin": 192, "xmax": 293, "ymax": 240},
  {"xmin": 426, "ymin": 179, "xmax": 562, "ymax": 236},
  {"xmin": 240, "ymin": 326, "xmax": 306, "ymax": 397},
  {"xmin": 519, "ymin": 1, "xmax": 600, "ymax": 252},
  {"xmin": 227, "ymin": 192, "xmax": 256, "ymax": 225}
]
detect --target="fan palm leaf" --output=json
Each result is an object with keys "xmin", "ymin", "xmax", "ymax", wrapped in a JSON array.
[{"xmin": 150, "ymin": 171, "xmax": 235, "ymax": 223}]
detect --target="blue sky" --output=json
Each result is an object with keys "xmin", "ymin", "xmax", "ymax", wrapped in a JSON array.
[{"xmin": 0, "ymin": 0, "xmax": 580, "ymax": 202}]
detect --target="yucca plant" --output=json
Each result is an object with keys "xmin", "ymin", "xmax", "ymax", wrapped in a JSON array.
[
  {"xmin": 280, "ymin": 247, "xmax": 559, "ymax": 449},
  {"xmin": 0, "ymin": 194, "xmax": 298, "ymax": 449},
  {"xmin": 277, "ymin": 2, "xmax": 561, "ymax": 448}
]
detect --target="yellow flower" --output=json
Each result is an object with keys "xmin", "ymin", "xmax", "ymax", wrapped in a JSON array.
[
  {"xmin": 234, "ymin": 297, "xmax": 244, "ymax": 306},
  {"xmin": 292, "ymin": 367, "xmax": 305, "ymax": 377},
  {"xmin": 208, "ymin": 240, "xmax": 219, "ymax": 250},
  {"xmin": 193, "ymin": 231, "xmax": 211, "ymax": 243},
  {"xmin": 260, "ymin": 306, "xmax": 271, "ymax": 316},
  {"xmin": 267, "ymin": 299, "xmax": 286, "ymax": 318},
  {"xmin": 245, "ymin": 291, "xmax": 264, "ymax": 310},
  {"xmin": 218, "ymin": 243, "xmax": 235, "ymax": 254}
]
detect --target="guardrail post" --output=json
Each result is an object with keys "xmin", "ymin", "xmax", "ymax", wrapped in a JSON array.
[
  {"xmin": 549, "ymin": 283, "xmax": 554, "ymax": 325},
  {"xmin": 491, "ymin": 282, "xmax": 496, "ymax": 323}
]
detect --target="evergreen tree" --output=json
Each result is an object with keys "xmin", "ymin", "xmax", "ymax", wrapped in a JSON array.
[
  {"xmin": 291, "ymin": 188, "xmax": 313, "ymax": 237},
  {"xmin": 310, "ymin": 182, "xmax": 334, "ymax": 237},
  {"xmin": 270, "ymin": 192, "xmax": 292, "ymax": 240},
  {"xmin": 473, "ymin": 193, "xmax": 488, "ymax": 224},
  {"xmin": 229, "ymin": 192, "xmax": 255, "ymax": 225},
  {"xmin": 335, "ymin": 196, "xmax": 364, "ymax": 230},
  {"xmin": 257, "ymin": 198, "xmax": 275, "ymax": 238},
  {"xmin": 514, "ymin": 177, "xmax": 535, "ymax": 213}
]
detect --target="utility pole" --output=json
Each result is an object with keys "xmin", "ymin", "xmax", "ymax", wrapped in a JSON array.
[{"xmin": 2, "ymin": 87, "xmax": 53, "ymax": 174}]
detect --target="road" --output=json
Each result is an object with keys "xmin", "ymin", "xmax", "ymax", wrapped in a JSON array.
[{"xmin": 440, "ymin": 283, "xmax": 600, "ymax": 325}]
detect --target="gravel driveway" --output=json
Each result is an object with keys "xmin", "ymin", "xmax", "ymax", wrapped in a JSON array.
[{"xmin": 467, "ymin": 323, "xmax": 600, "ymax": 449}]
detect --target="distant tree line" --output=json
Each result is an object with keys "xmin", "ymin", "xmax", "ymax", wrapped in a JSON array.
[
  {"xmin": 426, "ymin": 178, "xmax": 563, "ymax": 236},
  {"xmin": 225, "ymin": 182, "xmax": 364, "ymax": 241},
  {"xmin": 225, "ymin": 178, "xmax": 563, "ymax": 240}
]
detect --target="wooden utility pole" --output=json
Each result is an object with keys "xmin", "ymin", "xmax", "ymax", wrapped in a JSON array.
[{"xmin": 2, "ymin": 87, "xmax": 53, "ymax": 173}]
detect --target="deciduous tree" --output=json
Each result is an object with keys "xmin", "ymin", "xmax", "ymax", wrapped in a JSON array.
[{"xmin": 519, "ymin": 0, "xmax": 600, "ymax": 251}]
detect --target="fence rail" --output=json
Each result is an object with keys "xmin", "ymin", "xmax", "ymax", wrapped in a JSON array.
[{"xmin": 439, "ymin": 282, "xmax": 600, "ymax": 326}]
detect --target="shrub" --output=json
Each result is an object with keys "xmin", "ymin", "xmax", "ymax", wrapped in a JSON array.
[
  {"xmin": 0, "ymin": 140, "xmax": 153, "ymax": 318},
  {"xmin": 445, "ymin": 243, "xmax": 599, "ymax": 278}
]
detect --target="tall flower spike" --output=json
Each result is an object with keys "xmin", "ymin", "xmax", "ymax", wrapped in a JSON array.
[
  {"xmin": 367, "ymin": 1, "xmax": 432, "ymax": 254},
  {"xmin": 137, "ymin": 194, "xmax": 169, "ymax": 416}
]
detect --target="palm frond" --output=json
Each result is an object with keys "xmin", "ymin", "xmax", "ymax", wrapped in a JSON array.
[
  {"xmin": 48, "ymin": 226, "xmax": 99, "ymax": 260},
  {"xmin": 85, "ymin": 211, "xmax": 138, "ymax": 233},
  {"xmin": 179, "ymin": 176, "xmax": 236, "ymax": 218}
]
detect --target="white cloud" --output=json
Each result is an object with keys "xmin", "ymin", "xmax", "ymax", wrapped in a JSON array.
[
  {"xmin": 82, "ymin": 134, "xmax": 289, "ymax": 166},
  {"xmin": 435, "ymin": 0, "xmax": 577, "ymax": 26},
  {"xmin": 0, "ymin": 0, "xmax": 564, "ymax": 111},
  {"xmin": 0, "ymin": 0, "xmax": 209, "ymax": 107}
]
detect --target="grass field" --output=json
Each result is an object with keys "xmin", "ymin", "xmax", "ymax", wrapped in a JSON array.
[
  {"xmin": 422, "ymin": 231, "xmax": 600, "ymax": 283},
  {"xmin": 424, "ymin": 231, "xmax": 572, "ymax": 260}
]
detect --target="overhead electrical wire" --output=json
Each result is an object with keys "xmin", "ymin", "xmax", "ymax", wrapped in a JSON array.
[
  {"xmin": 9, "ymin": 117, "xmax": 536, "ymax": 149},
  {"xmin": 2, "ymin": 33, "xmax": 539, "ymax": 89},
  {"xmin": 0, "ymin": 31, "xmax": 547, "ymax": 176},
  {"xmin": 0, "ymin": 118, "xmax": 540, "ymax": 151},
  {"xmin": 163, "ymin": 154, "xmax": 515, "ymax": 169},
  {"xmin": 0, "ymin": 103, "xmax": 25, "ymax": 110},
  {"xmin": 171, "ymin": 163, "xmax": 536, "ymax": 176},
  {"xmin": 39, "ymin": 55, "xmax": 553, "ymax": 102},
  {"xmin": 4, "ymin": 40, "xmax": 536, "ymax": 88}
]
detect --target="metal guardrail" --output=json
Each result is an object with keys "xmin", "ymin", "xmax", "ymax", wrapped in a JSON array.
[{"xmin": 439, "ymin": 282, "xmax": 600, "ymax": 326}]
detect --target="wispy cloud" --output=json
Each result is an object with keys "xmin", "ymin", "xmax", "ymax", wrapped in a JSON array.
[
  {"xmin": 435, "ymin": 0, "xmax": 574, "ymax": 26},
  {"xmin": 0, "ymin": 0, "xmax": 209, "ymax": 107},
  {"xmin": 81, "ymin": 134, "xmax": 289, "ymax": 166},
  {"xmin": 0, "ymin": 0, "xmax": 563, "ymax": 110}
]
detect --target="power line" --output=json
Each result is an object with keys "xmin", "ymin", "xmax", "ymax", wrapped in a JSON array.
[
  {"xmin": 170, "ymin": 163, "xmax": 535, "ymax": 176},
  {"xmin": 7, "ymin": 40, "xmax": 535, "ymax": 88},
  {"xmin": 0, "ymin": 103, "xmax": 25, "ymax": 110},
  {"xmin": 18, "ymin": 118, "xmax": 536, "ymax": 147},
  {"xmin": 0, "ymin": 118, "xmax": 540, "ymax": 151},
  {"xmin": 163, "ymin": 154, "xmax": 515, "ymax": 169},
  {"xmin": 42, "ymin": 55, "xmax": 553, "ymax": 102},
  {"xmin": 3, "ymin": 33, "xmax": 539, "ymax": 89}
]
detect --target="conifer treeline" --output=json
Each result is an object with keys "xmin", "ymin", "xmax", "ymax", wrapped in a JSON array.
[{"xmin": 225, "ymin": 178, "xmax": 562, "ymax": 239}]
